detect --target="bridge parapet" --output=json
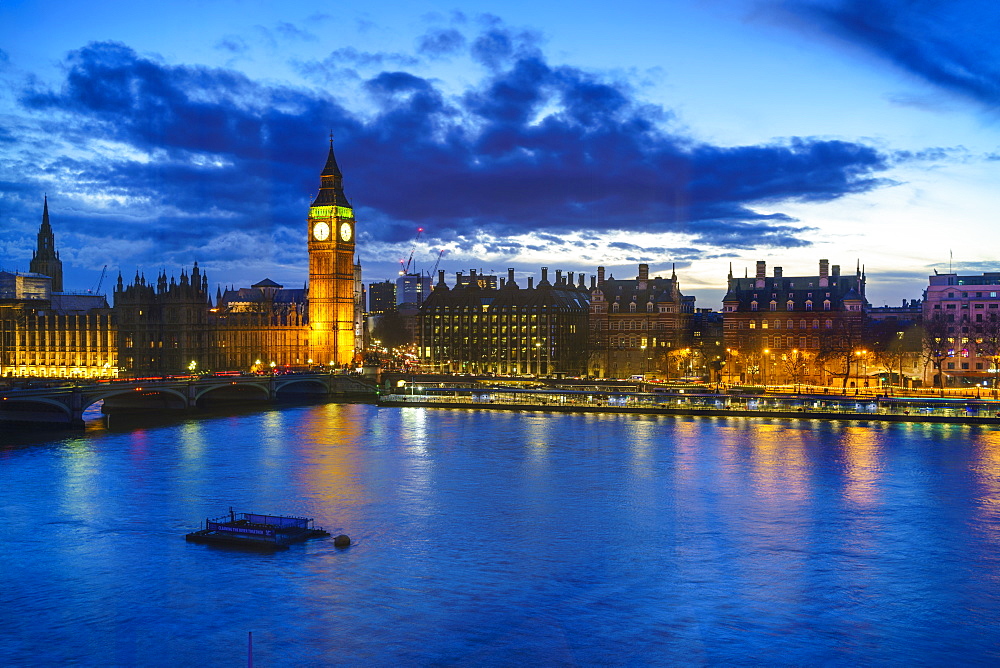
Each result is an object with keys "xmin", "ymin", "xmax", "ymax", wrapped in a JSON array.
[{"xmin": 0, "ymin": 372, "xmax": 377, "ymax": 427}]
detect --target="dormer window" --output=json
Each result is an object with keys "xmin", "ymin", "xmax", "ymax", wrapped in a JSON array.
[
  {"xmin": 786, "ymin": 300, "xmax": 794, "ymax": 310},
  {"xmin": 805, "ymin": 300, "xmax": 813, "ymax": 311},
  {"xmin": 751, "ymin": 300, "xmax": 758, "ymax": 311},
  {"xmin": 823, "ymin": 300, "xmax": 831, "ymax": 311},
  {"xmin": 612, "ymin": 303, "xmax": 619, "ymax": 312},
  {"xmin": 769, "ymin": 300, "xmax": 777, "ymax": 311},
  {"xmin": 647, "ymin": 302, "xmax": 654, "ymax": 312},
  {"xmin": 629, "ymin": 303, "xmax": 636, "ymax": 312}
]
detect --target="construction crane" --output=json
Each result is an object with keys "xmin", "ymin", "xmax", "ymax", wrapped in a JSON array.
[
  {"xmin": 92, "ymin": 265, "xmax": 107, "ymax": 294},
  {"xmin": 430, "ymin": 249, "xmax": 445, "ymax": 276},
  {"xmin": 399, "ymin": 228, "xmax": 424, "ymax": 275}
]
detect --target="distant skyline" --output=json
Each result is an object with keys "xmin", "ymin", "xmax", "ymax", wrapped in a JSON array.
[{"xmin": 2, "ymin": 0, "xmax": 998, "ymax": 308}]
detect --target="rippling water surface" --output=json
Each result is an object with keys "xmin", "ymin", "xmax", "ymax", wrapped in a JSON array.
[{"xmin": 3, "ymin": 404, "xmax": 1000, "ymax": 666}]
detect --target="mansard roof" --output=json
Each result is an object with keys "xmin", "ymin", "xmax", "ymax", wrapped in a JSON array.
[
  {"xmin": 598, "ymin": 275, "xmax": 683, "ymax": 305},
  {"xmin": 421, "ymin": 275, "xmax": 589, "ymax": 312},
  {"xmin": 723, "ymin": 273, "xmax": 868, "ymax": 310}
]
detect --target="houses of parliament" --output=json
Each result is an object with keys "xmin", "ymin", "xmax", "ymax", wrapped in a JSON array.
[{"xmin": 0, "ymin": 141, "xmax": 363, "ymax": 378}]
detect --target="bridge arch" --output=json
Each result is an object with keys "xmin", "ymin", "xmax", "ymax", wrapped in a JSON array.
[
  {"xmin": 0, "ymin": 396, "xmax": 74, "ymax": 421},
  {"xmin": 193, "ymin": 381, "xmax": 270, "ymax": 405},
  {"xmin": 274, "ymin": 377, "xmax": 330, "ymax": 396}
]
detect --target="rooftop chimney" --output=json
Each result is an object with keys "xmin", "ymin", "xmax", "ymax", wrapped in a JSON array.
[
  {"xmin": 819, "ymin": 259, "xmax": 829, "ymax": 287},
  {"xmin": 639, "ymin": 264, "xmax": 649, "ymax": 281},
  {"xmin": 567, "ymin": 271, "xmax": 575, "ymax": 285},
  {"xmin": 541, "ymin": 267, "xmax": 549, "ymax": 284},
  {"xmin": 528, "ymin": 277, "xmax": 534, "ymax": 289},
  {"xmin": 597, "ymin": 266, "xmax": 606, "ymax": 284},
  {"xmin": 832, "ymin": 264, "xmax": 841, "ymax": 277},
  {"xmin": 774, "ymin": 267, "xmax": 783, "ymax": 278},
  {"xmin": 755, "ymin": 260, "xmax": 766, "ymax": 288}
]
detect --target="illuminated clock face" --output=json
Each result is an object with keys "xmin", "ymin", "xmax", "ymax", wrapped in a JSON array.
[
  {"xmin": 312, "ymin": 222, "xmax": 330, "ymax": 241},
  {"xmin": 340, "ymin": 221, "xmax": 353, "ymax": 242}
]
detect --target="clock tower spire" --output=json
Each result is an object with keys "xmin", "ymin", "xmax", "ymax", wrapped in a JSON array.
[{"xmin": 308, "ymin": 137, "xmax": 357, "ymax": 366}]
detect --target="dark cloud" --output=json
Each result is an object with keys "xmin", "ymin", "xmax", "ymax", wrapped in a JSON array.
[
  {"xmin": 776, "ymin": 0, "xmax": 1000, "ymax": 107},
  {"xmin": 215, "ymin": 36, "xmax": 250, "ymax": 54},
  {"xmin": 275, "ymin": 22, "xmax": 317, "ymax": 43},
  {"xmin": 417, "ymin": 28, "xmax": 466, "ymax": 58},
  {"xmin": 4, "ymin": 21, "xmax": 899, "ymax": 285}
]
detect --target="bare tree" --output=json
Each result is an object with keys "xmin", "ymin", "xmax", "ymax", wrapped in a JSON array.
[
  {"xmin": 975, "ymin": 310, "xmax": 1000, "ymax": 396},
  {"xmin": 780, "ymin": 349, "xmax": 810, "ymax": 392},
  {"xmin": 816, "ymin": 321, "xmax": 865, "ymax": 390},
  {"xmin": 868, "ymin": 319, "xmax": 921, "ymax": 395},
  {"xmin": 921, "ymin": 312, "xmax": 951, "ymax": 396}
]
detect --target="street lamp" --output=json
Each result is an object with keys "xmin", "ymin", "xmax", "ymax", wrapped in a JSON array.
[
  {"xmin": 535, "ymin": 342, "xmax": 542, "ymax": 377},
  {"xmin": 188, "ymin": 360, "xmax": 197, "ymax": 373},
  {"xmin": 854, "ymin": 349, "xmax": 868, "ymax": 392},
  {"xmin": 763, "ymin": 348, "xmax": 770, "ymax": 390}
]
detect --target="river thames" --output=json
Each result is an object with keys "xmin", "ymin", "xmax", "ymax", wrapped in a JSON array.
[{"xmin": 2, "ymin": 403, "xmax": 999, "ymax": 666}]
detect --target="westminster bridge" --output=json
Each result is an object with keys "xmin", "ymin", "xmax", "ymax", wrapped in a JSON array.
[{"xmin": 0, "ymin": 373, "xmax": 378, "ymax": 426}]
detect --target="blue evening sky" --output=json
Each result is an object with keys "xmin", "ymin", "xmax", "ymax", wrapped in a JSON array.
[{"xmin": 1, "ymin": 0, "xmax": 998, "ymax": 307}]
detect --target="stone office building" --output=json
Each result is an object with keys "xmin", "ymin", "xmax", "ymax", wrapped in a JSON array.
[{"xmin": 419, "ymin": 268, "xmax": 590, "ymax": 376}]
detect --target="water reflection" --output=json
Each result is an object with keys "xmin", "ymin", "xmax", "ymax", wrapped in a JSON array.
[
  {"xmin": 59, "ymin": 437, "xmax": 101, "ymax": 519},
  {"xmin": 2, "ymin": 406, "xmax": 1000, "ymax": 665},
  {"xmin": 841, "ymin": 425, "xmax": 883, "ymax": 507},
  {"xmin": 973, "ymin": 429, "xmax": 1000, "ymax": 542}
]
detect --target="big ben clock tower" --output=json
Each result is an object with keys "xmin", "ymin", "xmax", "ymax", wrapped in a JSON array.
[{"xmin": 308, "ymin": 137, "xmax": 356, "ymax": 366}]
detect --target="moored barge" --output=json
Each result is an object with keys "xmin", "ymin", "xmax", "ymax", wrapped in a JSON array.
[{"xmin": 185, "ymin": 510, "xmax": 330, "ymax": 550}]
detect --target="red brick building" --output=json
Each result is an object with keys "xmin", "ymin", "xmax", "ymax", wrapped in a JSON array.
[{"xmin": 722, "ymin": 259, "xmax": 867, "ymax": 388}]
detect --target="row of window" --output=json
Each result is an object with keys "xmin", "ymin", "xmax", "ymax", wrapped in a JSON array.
[
  {"xmin": 605, "ymin": 303, "xmax": 675, "ymax": 313},
  {"xmin": 726, "ymin": 319, "xmax": 839, "ymax": 330}
]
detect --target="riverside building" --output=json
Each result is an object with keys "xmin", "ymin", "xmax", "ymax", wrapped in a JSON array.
[
  {"xmin": 722, "ymin": 259, "xmax": 868, "ymax": 387},
  {"xmin": 923, "ymin": 271, "xmax": 1000, "ymax": 389},
  {"xmin": 419, "ymin": 268, "xmax": 590, "ymax": 376},
  {"xmin": 588, "ymin": 264, "xmax": 694, "ymax": 380},
  {"xmin": 1, "ymin": 200, "xmax": 116, "ymax": 379},
  {"xmin": 6, "ymin": 141, "xmax": 361, "ymax": 378}
]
